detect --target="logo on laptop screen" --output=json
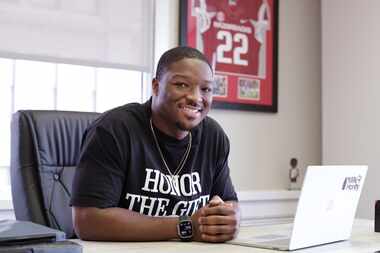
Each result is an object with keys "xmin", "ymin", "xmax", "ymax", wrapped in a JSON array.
[{"xmin": 342, "ymin": 175, "xmax": 362, "ymax": 191}]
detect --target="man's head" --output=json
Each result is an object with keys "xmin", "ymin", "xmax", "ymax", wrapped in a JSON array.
[{"xmin": 151, "ymin": 46, "xmax": 214, "ymax": 139}]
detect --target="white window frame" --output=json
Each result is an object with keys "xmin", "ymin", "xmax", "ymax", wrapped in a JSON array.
[
  {"xmin": 0, "ymin": 60, "xmax": 152, "ymax": 211},
  {"xmin": 0, "ymin": 0, "xmax": 156, "ymax": 213}
]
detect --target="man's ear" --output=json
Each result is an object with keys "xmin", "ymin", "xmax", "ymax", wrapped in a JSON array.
[{"xmin": 152, "ymin": 78, "xmax": 159, "ymax": 96}]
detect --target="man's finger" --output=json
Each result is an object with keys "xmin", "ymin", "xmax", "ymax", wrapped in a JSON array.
[
  {"xmin": 201, "ymin": 233, "xmax": 235, "ymax": 243},
  {"xmin": 199, "ymin": 214, "xmax": 237, "ymax": 226},
  {"xmin": 199, "ymin": 224, "xmax": 237, "ymax": 235},
  {"xmin": 202, "ymin": 204, "xmax": 236, "ymax": 217},
  {"xmin": 208, "ymin": 195, "xmax": 224, "ymax": 207}
]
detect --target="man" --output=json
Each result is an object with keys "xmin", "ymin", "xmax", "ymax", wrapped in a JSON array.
[{"xmin": 71, "ymin": 46, "xmax": 240, "ymax": 242}]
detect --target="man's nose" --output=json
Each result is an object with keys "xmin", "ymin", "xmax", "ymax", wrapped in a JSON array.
[{"xmin": 187, "ymin": 87, "xmax": 202, "ymax": 102}]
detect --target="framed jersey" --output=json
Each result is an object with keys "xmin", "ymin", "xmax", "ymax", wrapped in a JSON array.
[{"xmin": 180, "ymin": 0, "xmax": 278, "ymax": 112}]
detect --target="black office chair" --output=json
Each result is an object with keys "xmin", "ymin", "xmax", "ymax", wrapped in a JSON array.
[{"xmin": 10, "ymin": 110, "xmax": 100, "ymax": 238}]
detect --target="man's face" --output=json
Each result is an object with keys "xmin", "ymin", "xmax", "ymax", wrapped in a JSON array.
[{"xmin": 152, "ymin": 58, "xmax": 213, "ymax": 134}]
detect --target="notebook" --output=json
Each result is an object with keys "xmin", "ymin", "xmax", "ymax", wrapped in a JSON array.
[
  {"xmin": 228, "ymin": 165, "xmax": 368, "ymax": 251},
  {"xmin": 0, "ymin": 220, "xmax": 65, "ymax": 246}
]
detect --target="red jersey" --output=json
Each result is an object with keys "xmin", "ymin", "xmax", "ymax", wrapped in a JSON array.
[{"xmin": 190, "ymin": 0, "xmax": 266, "ymax": 78}]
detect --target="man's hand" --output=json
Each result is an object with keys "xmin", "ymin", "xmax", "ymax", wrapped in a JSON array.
[{"xmin": 191, "ymin": 196, "xmax": 240, "ymax": 243}]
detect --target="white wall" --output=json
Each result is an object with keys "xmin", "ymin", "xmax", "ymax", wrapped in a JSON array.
[
  {"xmin": 322, "ymin": 0, "xmax": 380, "ymax": 219},
  {"xmin": 155, "ymin": 0, "xmax": 321, "ymax": 191}
]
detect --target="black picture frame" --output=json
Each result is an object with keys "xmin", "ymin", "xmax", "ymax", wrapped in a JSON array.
[{"xmin": 179, "ymin": 0, "xmax": 278, "ymax": 112}]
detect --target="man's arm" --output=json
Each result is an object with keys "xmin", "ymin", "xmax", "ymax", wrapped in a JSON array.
[{"xmin": 73, "ymin": 207, "xmax": 178, "ymax": 241}]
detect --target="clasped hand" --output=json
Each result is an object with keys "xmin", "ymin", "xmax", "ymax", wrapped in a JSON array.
[{"xmin": 191, "ymin": 195, "xmax": 240, "ymax": 243}]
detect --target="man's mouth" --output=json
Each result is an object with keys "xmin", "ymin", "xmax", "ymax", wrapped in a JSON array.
[{"xmin": 180, "ymin": 105, "xmax": 203, "ymax": 118}]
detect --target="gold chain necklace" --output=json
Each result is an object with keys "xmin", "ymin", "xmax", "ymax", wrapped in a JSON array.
[{"xmin": 150, "ymin": 119, "xmax": 192, "ymax": 177}]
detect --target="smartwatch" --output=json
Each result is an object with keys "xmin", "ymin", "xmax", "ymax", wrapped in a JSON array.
[{"xmin": 177, "ymin": 215, "xmax": 193, "ymax": 241}]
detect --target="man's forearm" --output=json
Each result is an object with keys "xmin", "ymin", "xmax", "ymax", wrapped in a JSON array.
[{"xmin": 73, "ymin": 207, "xmax": 178, "ymax": 241}]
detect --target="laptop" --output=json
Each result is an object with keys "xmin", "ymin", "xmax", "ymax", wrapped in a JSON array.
[
  {"xmin": 0, "ymin": 220, "xmax": 65, "ymax": 246},
  {"xmin": 228, "ymin": 165, "xmax": 368, "ymax": 251}
]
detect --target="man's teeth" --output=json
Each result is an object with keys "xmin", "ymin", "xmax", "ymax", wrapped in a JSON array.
[{"xmin": 183, "ymin": 107, "xmax": 200, "ymax": 113}]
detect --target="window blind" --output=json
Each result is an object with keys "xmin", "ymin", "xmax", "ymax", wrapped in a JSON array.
[{"xmin": 0, "ymin": 0, "xmax": 154, "ymax": 72}]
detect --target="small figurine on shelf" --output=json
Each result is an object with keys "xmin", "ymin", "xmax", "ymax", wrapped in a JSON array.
[{"xmin": 289, "ymin": 158, "xmax": 300, "ymax": 190}]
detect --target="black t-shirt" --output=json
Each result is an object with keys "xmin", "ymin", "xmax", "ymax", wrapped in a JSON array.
[{"xmin": 71, "ymin": 100, "xmax": 237, "ymax": 217}]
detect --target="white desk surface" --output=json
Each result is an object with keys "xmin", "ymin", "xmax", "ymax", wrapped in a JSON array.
[{"xmin": 74, "ymin": 219, "xmax": 380, "ymax": 253}]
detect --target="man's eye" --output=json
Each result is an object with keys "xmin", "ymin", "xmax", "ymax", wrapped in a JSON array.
[
  {"xmin": 175, "ymin": 82, "xmax": 188, "ymax": 88},
  {"xmin": 202, "ymin": 87, "xmax": 212, "ymax": 93}
]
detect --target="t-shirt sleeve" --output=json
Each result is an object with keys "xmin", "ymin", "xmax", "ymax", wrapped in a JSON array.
[
  {"xmin": 210, "ymin": 134, "xmax": 238, "ymax": 202},
  {"xmin": 70, "ymin": 123, "xmax": 127, "ymax": 208}
]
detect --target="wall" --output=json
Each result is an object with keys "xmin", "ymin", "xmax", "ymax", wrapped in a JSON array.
[
  {"xmin": 322, "ymin": 0, "xmax": 380, "ymax": 219},
  {"xmin": 155, "ymin": 0, "xmax": 321, "ymax": 190}
]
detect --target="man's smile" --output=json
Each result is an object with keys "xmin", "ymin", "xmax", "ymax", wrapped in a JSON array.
[{"xmin": 180, "ymin": 105, "xmax": 203, "ymax": 118}]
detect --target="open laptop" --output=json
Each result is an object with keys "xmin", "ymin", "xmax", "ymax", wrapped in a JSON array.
[
  {"xmin": 0, "ymin": 220, "xmax": 65, "ymax": 246},
  {"xmin": 228, "ymin": 165, "xmax": 368, "ymax": 251}
]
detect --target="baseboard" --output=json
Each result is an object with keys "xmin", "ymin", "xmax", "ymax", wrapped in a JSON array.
[{"xmin": 237, "ymin": 190, "xmax": 300, "ymax": 226}]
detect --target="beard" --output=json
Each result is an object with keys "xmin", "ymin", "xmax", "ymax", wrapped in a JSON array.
[
  {"xmin": 175, "ymin": 118, "xmax": 203, "ymax": 131},
  {"xmin": 175, "ymin": 111, "xmax": 207, "ymax": 131},
  {"xmin": 175, "ymin": 121, "xmax": 192, "ymax": 131}
]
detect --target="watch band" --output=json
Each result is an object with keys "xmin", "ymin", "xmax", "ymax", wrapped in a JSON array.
[{"xmin": 177, "ymin": 215, "xmax": 193, "ymax": 241}]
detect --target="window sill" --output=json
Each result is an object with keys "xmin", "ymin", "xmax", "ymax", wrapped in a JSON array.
[
  {"xmin": 0, "ymin": 198, "xmax": 14, "ymax": 220},
  {"xmin": 0, "ymin": 199, "xmax": 13, "ymax": 210},
  {"xmin": 0, "ymin": 186, "xmax": 12, "ymax": 210}
]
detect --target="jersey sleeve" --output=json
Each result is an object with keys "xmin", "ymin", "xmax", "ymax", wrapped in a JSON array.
[
  {"xmin": 70, "ymin": 122, "xmax": 127, "ymax": 208},
  {"xmin": 210, "ymin": 132, "xmax": 238, "ymax": 202}
]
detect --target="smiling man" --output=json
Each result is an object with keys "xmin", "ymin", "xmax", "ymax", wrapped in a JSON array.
[{"xmin": 71, "ymin": 46, "xmax": 240, "ymax": 242}]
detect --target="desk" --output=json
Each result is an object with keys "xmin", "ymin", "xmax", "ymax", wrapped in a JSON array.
[{"xmin": 74, "ymin": 219, "xmax": 380, "ymax": 253}]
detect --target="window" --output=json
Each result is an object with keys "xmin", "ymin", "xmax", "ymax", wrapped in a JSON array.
[
  {"xmin": 14, "ymin": 60, "xmax": 56, "ymax": 111},
  {"xmin": 0, "ymin": 58, "xmax": 147, "ymax": 208},
  {"xmin": 0, "ymin": 59, "xmax": 13, "ymax": 206},
  {"xmin": 96, "ymin": 68, "xmax": 142, "ymax": 112},
  {"xmin": 57, "ymin": 64, "xmax": 95, "ymax": 112}
]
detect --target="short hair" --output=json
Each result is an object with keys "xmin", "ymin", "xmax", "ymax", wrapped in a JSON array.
[{"xmin": 155, "ymin": 46, "xmax": 212, "ymax": 81}]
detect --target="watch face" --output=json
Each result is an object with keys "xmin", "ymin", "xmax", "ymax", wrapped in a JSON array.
[{"xmin": 178, "ymin": 220, "xmax": 193, "ymax": 238}]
